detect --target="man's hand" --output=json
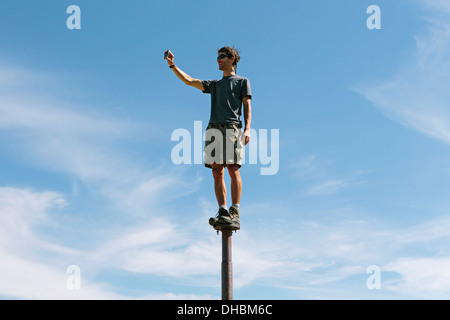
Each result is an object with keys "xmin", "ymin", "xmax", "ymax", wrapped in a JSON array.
[
  {"xmin": 164, "ymin": 50, "xmax": 174, "ymax": 66},
  {"xmin": 242, "ymin": 128, "xmax": 251, "ymax": 146}
]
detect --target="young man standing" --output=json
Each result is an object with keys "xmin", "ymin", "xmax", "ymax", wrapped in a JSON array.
[{"xmin": 164, "ymin": 47, "xmax": 252, "ymax": 230}]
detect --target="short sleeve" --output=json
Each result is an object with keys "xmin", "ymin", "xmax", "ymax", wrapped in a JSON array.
[
  {"xmin": 242, "ymin": 78, "xmax": 252, "ymax": 99},
  {"xmin": 202, "ymin": 80, "xmax": 214, "ymax": 94}
]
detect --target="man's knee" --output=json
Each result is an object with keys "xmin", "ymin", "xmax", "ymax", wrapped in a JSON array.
[
  {"xmin": 227, "ymin": 164, "xmax": 241, "ymax": 179},
  {"xmin": 211, "ymin": 163, "xmax": 225, "ymax": 180}
]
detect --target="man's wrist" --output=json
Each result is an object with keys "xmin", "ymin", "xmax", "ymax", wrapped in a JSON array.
[{"xmin": 169, "ymin": 64, "xmax": 176, "ymax": 68}]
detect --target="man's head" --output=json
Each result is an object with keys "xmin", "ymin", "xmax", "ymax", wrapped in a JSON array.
[{"xmin": 217, "ymin": 46, "xmax": 240, "ymax": 72}]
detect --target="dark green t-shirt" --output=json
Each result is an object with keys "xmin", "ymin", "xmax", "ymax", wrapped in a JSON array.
[{"xmin": 202, "ymin": 75, "xmax": 252, "ymax": 127}]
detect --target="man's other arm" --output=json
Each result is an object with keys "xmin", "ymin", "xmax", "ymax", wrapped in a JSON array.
[{"xmin": 242, "ymin": 96, "xmax": 252, "ymax": 145}]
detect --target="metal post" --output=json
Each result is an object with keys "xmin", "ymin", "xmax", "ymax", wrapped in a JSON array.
[{"xmin": 221, "ymin": 229, "xmax": 233, "ymax": 300}]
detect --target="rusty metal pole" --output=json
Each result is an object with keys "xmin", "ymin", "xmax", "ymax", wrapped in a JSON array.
[{"xmin": 221, "ymin": 229, "xmax": 233, "ymax": 300}]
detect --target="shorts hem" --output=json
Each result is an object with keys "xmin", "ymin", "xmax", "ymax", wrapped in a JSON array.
[{"xmin": 204, "ymin": 163, "xmax": 242, "ymax": 169}]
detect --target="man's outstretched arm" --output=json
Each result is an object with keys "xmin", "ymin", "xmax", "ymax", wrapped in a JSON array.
[{"xmin": 164, "ymin": 50, "xmax": 204, "ymax": 91}]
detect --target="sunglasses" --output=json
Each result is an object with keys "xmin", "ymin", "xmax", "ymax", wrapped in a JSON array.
[{"xmin": 217, "ymin": 54, "xmax": 232, "ymax": 60}]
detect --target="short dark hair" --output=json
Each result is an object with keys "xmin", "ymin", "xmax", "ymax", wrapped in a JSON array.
[{"xmin": 218, "ymin": 46, "xmax": 240, "ymax": 67}]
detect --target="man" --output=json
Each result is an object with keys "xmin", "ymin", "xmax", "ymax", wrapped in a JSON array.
[{"xmin": 164, "ymin": 47, "xmax": 252, "ymax": 230}]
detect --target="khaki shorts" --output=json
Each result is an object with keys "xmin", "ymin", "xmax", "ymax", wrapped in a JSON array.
[{"xmin": 204, "ymin": 124, "xmax": 244, "ymax": 168}]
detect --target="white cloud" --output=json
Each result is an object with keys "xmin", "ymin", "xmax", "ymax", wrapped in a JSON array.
[
  {"xmin": 291, "ymin": 154, "xmax": 369, "ymax": 197},
  {"xmin": 3, "ymin": 184, "xmax": 450, "ymax": 299},
  {"xmin": 394, "ymin": 215, "xmax": 450, "ymax": 246},
  {"xmin": 384, "ymin": 257, "xmax": 450, "ymax": 299},
  {"xmin": 355, "ymin": 0, "xmax": 450, "ymax": 144},
  {"xmin": 0, "ymin": 187, "xmax": 121, "ymax": 299},
  {"xmin": 0, "ymin": 61, "xmax": 205, "ymax": 298},
  {"xmin": 4, "ymin": 10, "xmax": 450, "ymax": 298},
  {"xmin": 0, "ymin": 186, "xmax": 216, "ymax": 299},
  {"xmin": 303, "ymin": 179, "xmax": 355, "ymax": 197},
  {"xmin": 419, "ymin": 0, "xmax": 450, "ymax": 13},
  {"xmin": 0, "ymin": 60, "xmax": 200, "ymax": 217},
  {"xmin": 0, "ymin": 250, "xmax": 119, "ymax": 300},
  {"xmin": 90, "ymin": 217, "xmax": 220, "ymax": 279},
  {"xmin": 347, "ymin": 0, "xmax": 450, "ymax": 298},
  {"xmin": 290, "ymin": 154, "xmax": 330, "ymax": 180},
  {"xmin": 0, "ymin": 187, "xmax": 68, "ymax": 252},
  {"xmin": 0, "ymin": 93, "xmax": 137, "ymax": 183},
  {"xmin": 226, "ymin": 202, "xmax": 450, "ymax": 298}
]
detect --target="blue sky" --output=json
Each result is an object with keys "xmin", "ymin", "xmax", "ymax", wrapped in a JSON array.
[{"xmin": 1, "ymin": 0, "xmax": 450, "ymax": 299}]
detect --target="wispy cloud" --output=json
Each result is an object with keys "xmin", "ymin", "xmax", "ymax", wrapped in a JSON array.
[
  {"xmin": 384, "ymin": 257, "xmax": 450, "ymax": 299},
  {"xmin": 0, "ymin": 186, "xmax": 305, "ymax": 298},
  {"xmin": 3, "ymin": 1, "xmax": 450, "ymax": 297},
  {"xmin": 3, "ymin": 181, "xmax": 450, "ymax": 299},
  {"xmin": 303, "ymin": 178, "xmax": 361, "ymax": 197},
  {"xmin": 264, "ymin": 214, "xmax": 450, "ymax": 299},
  {"xmin": 0, "ymin": 61, "xmax": 205, "ymax": 298},
  {"xmin": 0, "ymin": 187, "xmax": 68, "ymax": 252},
  {"xmin": 0, "ymin": 187, "xmax": 121, "ymax": 299},
  {"xmin": 290, "ymin": 154, "xmax": 330, "ymax": 180},
  {"xmin": 0, "ymin": 60, "xmax": 200, "ymax": 216},
  {"xmin": 355, "ymin": 0, "xmax": 450, "ymax": 144},
  {"xmin": 291, "ymin": 154, "xmax": 369, "ymax": 197},
  {"xmin": 347, "ymin": 0, "xmax": 450, "ymax": 298},
  {"xmin": 419, "ymin": 0, "xmax": 450, "ymax": 13}
]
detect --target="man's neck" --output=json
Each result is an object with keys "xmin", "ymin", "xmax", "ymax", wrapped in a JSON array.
[{"xmin": 222, "ymin": 68, "xmax": 236, "ymax": 77}]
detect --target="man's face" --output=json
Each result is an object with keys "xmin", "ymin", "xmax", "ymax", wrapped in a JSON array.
[{"xmin": 217, "ymin": 52, "xmax": 234, "ymax": 71}]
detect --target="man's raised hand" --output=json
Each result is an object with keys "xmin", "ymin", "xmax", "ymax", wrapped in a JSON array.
[{"xmin": 164, "ymin": 50, "xmax": 174, "ymax": 66}]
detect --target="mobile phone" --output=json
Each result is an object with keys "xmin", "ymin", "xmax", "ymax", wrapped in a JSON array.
[{"xmin": 164, "ymin": 50, "xmax": 169, "ymax": 59}]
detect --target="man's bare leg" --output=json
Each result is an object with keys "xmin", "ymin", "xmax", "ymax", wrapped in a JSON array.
[
  {"xmin": 211, "ymin": 163, "xmax": 226, "ymax": 207},
  {"xmin": 227, "ymin": 164, "xmax": 242, "ymax": 206}
]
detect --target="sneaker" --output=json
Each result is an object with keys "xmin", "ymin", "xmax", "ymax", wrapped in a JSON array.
[
  {"xmin": 209, "ymin": 207, "xmax": 228, "ymax": 227},
  {"xmin": 218, "ymin": 206, "xmax": 240, "ymax": 229}
]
